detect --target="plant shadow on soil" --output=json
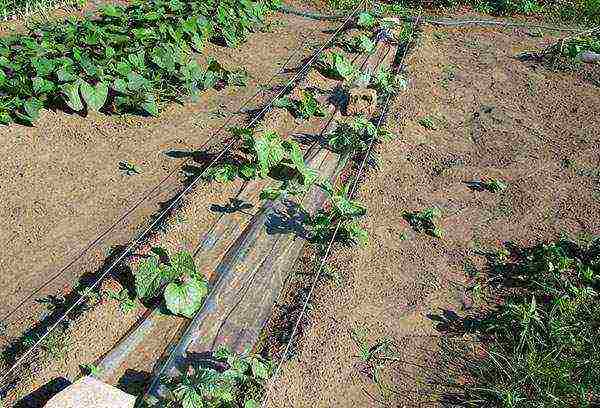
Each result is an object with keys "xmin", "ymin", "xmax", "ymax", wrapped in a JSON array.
[{"xmin": 1, "ymin": 245, "xmax": 132, "ymax": 403}]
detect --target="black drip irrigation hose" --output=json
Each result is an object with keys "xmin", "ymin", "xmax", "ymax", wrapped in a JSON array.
[{"xmin": 276, "ymin": 1, "xmax": 582, "ymax": 32}]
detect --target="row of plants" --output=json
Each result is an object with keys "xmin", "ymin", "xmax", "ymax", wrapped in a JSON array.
[
  {"xmin": 349, "ymin": 0, "xmax": 600, "ymax": 26},
  {"xmin": 0, "ymin": 0, "xmax": 280, "ymax": 125},
  {"xmin": 444, "ymin": 236, "xmax": 600, "ymax": 407},
  {"xmin": 128, "ymin": 13, "xmax": 410, "ymax": 407}
]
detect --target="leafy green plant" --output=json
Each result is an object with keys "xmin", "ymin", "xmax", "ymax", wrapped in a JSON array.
[
  {"xmin": 404, "ymin": 207, "xmax": 444, "ymax": 238},
  {"xmin": 327, "ymin": 115, "xmax": 393, "ymax": 157},
  {"xmin": 317, "ymin": 51, "xmax": 357, "ymax": 81},
  {"xmin": 209, "ymin": 128, "xmax": 319, "ymax": 200},
  {"xmin": 274, "ymin": 89, "xmax": 326, "ymax": 120},
  {"xmin": 370, "ymin": 65, "xmax": 407, "ymax": 95},
  {"xmin": 0, "ymin": 0, "xmax": 278, "ymax": 125},
  {"xmin": 482, "ymin": 177, "xmax": 508, "ymax": 193},
  {"xmin": 309, "ymin": 181, "xmax": 368, "ymax": 247},
  {"xmin": 165, "ymin": 345, "xmax": 272, "ymax": 408},
  {"xmin": 104, "ymin": 288, "xmax": 138, "ymax": 313},
  {"xmin": 119, "ymin": 161, "xmax": 142, "ymax": 176},
  {"xmin": 417, "ymin": 115, "xmax": 437, "ymax": 130},
  {"xmin": 446, "ymin": 237, "xmax": 600, "ymax": 407},
  {"xmin": 134, "ymin": 248, "xmax": 207, "ymax": 318}
]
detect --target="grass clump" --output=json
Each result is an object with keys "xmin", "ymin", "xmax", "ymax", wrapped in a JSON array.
[
  {"xmin": 0, "ymin": 0, "xmax": 278, "ymax": 125},
  {"xmin": 450, "ymin": 237, "xmax": 600, "ymax": 407}
]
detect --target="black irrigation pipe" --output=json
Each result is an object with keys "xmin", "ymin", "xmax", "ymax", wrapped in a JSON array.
[
  {"xmin": 0, "ymin": 29, "xmax": 314, "ymax": 327},
  {"xmin": 260, "ymin": 8, "xmax": 421, "ymax": 408},
  {"xmin": 0, "ymin": 5, "xmax": 364, "ymax": 389}
]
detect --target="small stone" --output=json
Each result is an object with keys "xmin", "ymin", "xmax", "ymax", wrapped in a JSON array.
[{"xmin": 45, "ymin": 376, "xmax": 135, "ymax": 408}]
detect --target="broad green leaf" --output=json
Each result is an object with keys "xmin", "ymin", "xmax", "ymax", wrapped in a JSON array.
[
  {"xmin": 357, "ymin": 12, "xmax": 376, "ymax": 28},
  {"xmin": 23, "ymin": 98, "xmax": 43, "ymax": 121},
  {"xmin": 169, "ymin": 251, "xmax": 197, "ymax": 279},
  {"xmin": 80, "ymin": 81, "xmax": 108, "ymax": 112},
  {"xmin": 61, "ymin": 82, "xmax": 83, "ymax": 112},
  {"xmin": 334, "ymin": 54, "xmax": 355, "ymax": 81},
  {"xmin": 32, "ymin": 77, "xmax": 55, "ymax": 94},
  {"xmin": 238, "ymin": 163, "xmax": 257, "ymax": 180},
  {"xmin": 250, "ymin": 358, "xmax": 270, "ymax": 379},
  {"xmin": 164, "ymin": 278, "xmax": 207, "ymax": 318},
  {"xmin": 254, "ymin": 131, "xmax": 285, "ymax": 178},
  {"xmin": 135, "ymin": 255, "xmax": 163, "ymax": 299},
  {"xmin": 245, "ymin": 400, "xmax": 260, "ymax": 408},
  {"xmin": 31, "ymin": 57, "xmax": 55, "ymax": 77},
  {"xmin": 142, "ymin": 94, "xmax": 159, "ymax": 117}
]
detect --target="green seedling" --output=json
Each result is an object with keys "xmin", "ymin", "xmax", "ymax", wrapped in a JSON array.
[
  {"xmin": 165, "ymin": 345, "xmax": 272, "ymax": 408},
  {"xmin": 119, "ymin": 161, "xmax": 142, "ymax": 176},
  {"xmin": 482, "ymin": 177, "xmax": 508, "ymax": 193},
  {"xmin": 274, "ymin": 89, "xmax": 326, "ymax": 120},
  {"xmin": 370, "ymin": 65, "xmax": 407, "ymax": 95},
  {"xmin": 357, "ymin": 11, "xmax": 376, "ymax": 28},
  {"xmin": 328, "ymin": 115, "xmax": 394, "ymax": 157},
  {"xmin": 80, "ymin": 363, "xmax": 102, "ymax": 377},
  {"xmin": 404, "ymin": 207, "xmax": 444, "ymax": 238},
  {"xmin": 134, "ymin": 248, "xmax": 207, "ymax": 318},
  {"xmin": 104, "ymin": 288, "xmax": 137, "ymax": 314},
  {"xmin": 417, "ymin": 116, "xmax": 437, "ymax": 130},
  {"xmin": 209, "ymin": 128, "xmax": 318, "ymax": 200},
  {"xmin": 309, "ymin": 181, "xmax": 368, "ymax": 248},
  {"xmin": 317, "ymin": 51, "xmax": 357, "ymax": 81}
]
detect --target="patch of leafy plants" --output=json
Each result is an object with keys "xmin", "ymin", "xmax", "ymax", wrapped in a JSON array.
[
  {"xmin": 444, "ymin": 236, "xmax": 600, "ymax": 407},
  {"xmin": 404, "ymin": 207, "xmax": 444, "ymax": 238},
  {"xmin": 208, "ymin": 127, "xmax": 319, "ymax": 200},
  {"xmin": 369, "ymin": 65, "xmax": 407, "ymax": 96},
  {"xmin": 327, "ymin": 115, "xmax": 393, "ymax": 157},
  {"xmin": 0, "ymin": 0, "xmax": 279, "ymax": 125},
  {"xmin": 317, "ymin": 51, "xmax": 357, "ymax": 81},
  {"xmin": 308, "ymin": 181, "xmax": 368, "ymax": 248},
  {"xmin": 164, "ymin": 345, "xmax": 272, "ymax": 408},
  {"xmin": 273, "ymin": 89, "xmax": 326, "ymax": 120},
  {"xmin": 134, "ymin": 247, "xmax": 208, "ymax": 318}
]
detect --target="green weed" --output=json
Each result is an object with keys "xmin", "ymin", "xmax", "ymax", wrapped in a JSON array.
[
  {"xmin": 404, "ymin": 207, "xmax": 444, "ymax": 238},
  {"xmin": 119, "ymin": 161, "xmax": 142, "ymax": 176},
  {"xmin": 448, "ymin": 238, "xmax": 600, "ymax": 407},
  {"xmin": 80, "ymin": 362, "xmax": 102, "ymax": 377},
  {"xmin": 417, "ymin": 115, "xmax": 438, "ymax": 130}
]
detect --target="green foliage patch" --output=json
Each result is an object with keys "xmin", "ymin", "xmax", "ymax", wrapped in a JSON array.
[
  {"xmin": 0, "ymin": 0, "xmax": 278, "ymax": 125},
  {"xmin": 134, "ymin": 248, "xmax": 208, "ymax": 318},
  {"xmin": 165, "ymin": 346, "xmax": 272, "ymax": 408},
  {"xmin": 449, "ymin": 237, "xmax": 600, "ymax": 407}
]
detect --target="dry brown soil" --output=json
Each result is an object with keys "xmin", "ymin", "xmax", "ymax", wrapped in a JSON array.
[{"xmin": 263, "ymin": 19, "xmax": 600, "ymax": 408}]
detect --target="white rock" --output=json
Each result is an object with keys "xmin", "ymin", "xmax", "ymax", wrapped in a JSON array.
[{"xmin": 44, "ymin": 376, "xmax": 135, "ymax": 408}]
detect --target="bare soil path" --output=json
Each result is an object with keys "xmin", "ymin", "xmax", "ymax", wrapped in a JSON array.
[{"xmin": 263, "ymin": 19, "xmax": 600, "ymax": 408}]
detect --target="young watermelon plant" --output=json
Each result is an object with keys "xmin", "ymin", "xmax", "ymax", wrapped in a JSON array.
[
  {"xmin": 273, "ymin": 89, "xmax": 327, "ymax": 120},
  {"xmin": 209, "ymin": 127, "xmax": 319, "ymax": 200},
  {"xmin": 165, "ymin": 345, "xmax": 272, "ymax": 408},
  {"xmin": 309, "ymin": 181, "xmax": 368, "ymax": 248},
  {"xmin": 0, "ymin": 0, "xmax": 279, "ymax": 125},
  {"xmin": 317, "ymin": 51, "xmax": 357, "ymax": 81},
  {"xmin": 134, "ymin": 248, "xmax": 207, "ymax": 318}
]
